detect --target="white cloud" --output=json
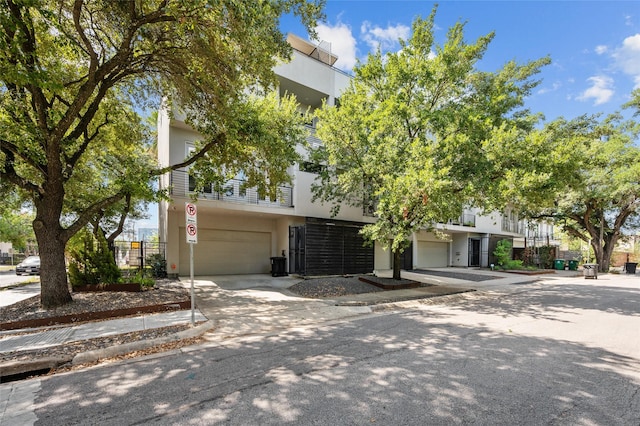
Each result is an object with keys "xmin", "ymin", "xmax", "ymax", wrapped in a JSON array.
[
  {"xmin": 577, "ymin": 75, "xmax": 615, "ymax": 105},
  {"xmin": 594, "ymin": 45, "xmax": 608, "ymax": 55},
  {"xmin": 612, "ymin": 33, "xmax": 640, "ymax": 88},
  {"xmin": 625, "ymin": 14, "xmax": 633, "ymax": 27},
  {"xmin": 360, "ymin": 21, "xmax": 410, "ymax": 52},
  {"xmin": 537, "ymin": 81, "xmax": 562, "ymax": 95},
  {"xmin": 313, "ymin": 22, "xmax": 357, "ymax": 71}
]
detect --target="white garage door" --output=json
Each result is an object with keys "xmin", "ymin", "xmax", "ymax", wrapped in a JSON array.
[
  {"xmin": 179, "ymin": 228, "xmax": 271, "ymax": 275},
  {"xmin": 417, "ymin": 241, "xmax": 449, "ymax": 268}
]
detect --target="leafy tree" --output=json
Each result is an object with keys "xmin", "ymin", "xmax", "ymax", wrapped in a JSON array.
[
  {"xmin": 493, "ymin": 239, "xmax": 512, "ymax": 268},
  {"xmin": 67, "ymin": 228, "xmax": 121, "ymax": 287},
  {"xmin": 498, "ymin": 114, "xmax": 640, "ymax": 272},
  {"xmin": 312, "ymin": 8, "xmax": 548, "ymax": 279},
  {"xmin": 0, "ymin": 0, "xmax": 324, "ymax": 308},
  {"xmin": 0, "ymin": 209, "xmax": 35, "ymax": 252}
]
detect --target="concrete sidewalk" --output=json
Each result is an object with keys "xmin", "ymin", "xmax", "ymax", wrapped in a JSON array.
[{"xmin": 0, "ymin": 267, "xmax": 615, "ymax": 380}]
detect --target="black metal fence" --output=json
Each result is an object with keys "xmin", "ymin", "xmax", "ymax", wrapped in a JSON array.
[{"xmin": 112, "ymin": 241, "xmax": 166, "ymax": 270}]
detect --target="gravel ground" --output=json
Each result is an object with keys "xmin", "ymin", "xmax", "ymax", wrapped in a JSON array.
[
  {"xmin": 288, "ymin": 276, "xmax": 384, "ymax": 298},
  {"xmin": 287, "ymin": 275, "xmax": 430, "ymax": 298},
  {"xmin": 0, "ymin": 279, "xmax": 189, "ymax": 324},
  {"xmin": 0, "ymin": 280, "xmax": 203, "ymax": 371},
  {"xmin": 0, "ymin": 276, "xmax": 393, "ymax": 375}
]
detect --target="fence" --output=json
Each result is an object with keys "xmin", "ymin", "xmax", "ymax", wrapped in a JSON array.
[{"xmin": 112, "ymin": 241, "xmax": 166, "ymax": 270}]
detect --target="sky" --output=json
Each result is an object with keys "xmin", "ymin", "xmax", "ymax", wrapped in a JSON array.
[
  {"xmin": 137, "ymin": 1, "xmax": 640, "ymax": 233},
  {"xmin": 280, "ymin": 0, "xmax": 640, "ymax": 121}
]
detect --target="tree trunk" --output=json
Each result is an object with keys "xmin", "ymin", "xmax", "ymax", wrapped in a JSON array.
[
  {"xmin": 33, "ymin": 185, "xmax": 73, "ymax": 309},
  {"xmin": 392, "ymin": 248, "xmax": 402, "ymax": 280},
  {"xmin": 35, "ymin": 221, "xmax": 72, "ymax": 308}
]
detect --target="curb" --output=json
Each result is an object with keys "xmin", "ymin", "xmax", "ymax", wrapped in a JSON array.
[
  {"xmin": 0, "ymin": 321, "xmax": 215, "ymax": 381},
  {"xmin": 334, "ymin": 288, "xmax": 476, "ymax": 306},
  {"xmin": 72, "ymin": 320, "xmax": 215, "ymax": 365},
  {"xmin": 0, "ymin": 356, "xmax": 71, "ymax": 380}
]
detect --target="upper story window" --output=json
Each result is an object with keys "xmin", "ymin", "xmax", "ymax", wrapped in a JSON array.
[{"xmin": 299, "ymin": 161, "xmax": 325, "ymax": 174}]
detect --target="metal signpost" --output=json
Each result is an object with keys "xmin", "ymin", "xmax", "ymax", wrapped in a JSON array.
[{"xmin": 185, "ymin": 202, "xmax": 198, "ymax": 325}]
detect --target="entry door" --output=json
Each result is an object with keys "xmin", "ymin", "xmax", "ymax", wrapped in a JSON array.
[
  {"xmin": 400, "ymin": 242, "xmax": 413, "ymax": 270},
  {"xmin": 469, "ymin": 238, "xmax": 481, "ymax": 267},
  {"xmin": 289, "ymin": 226, "xmax": 305, "ymax": 274}
]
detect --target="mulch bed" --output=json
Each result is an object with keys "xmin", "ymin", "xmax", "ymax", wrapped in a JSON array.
[
  {"xmin": 358, "ymin": 275, "xmax": 424, "ymax": 290},
  {"xmin": 1, "ymin": 280, "xmax": 190, "ymax": 330},
  {"xmin": 287, "ymin": 275, "xmax": 429, "ymax": 298}
]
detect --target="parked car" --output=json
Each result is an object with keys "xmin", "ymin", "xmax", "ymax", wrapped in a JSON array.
[{"xmin": 15, "ymin": 256, "xmax": 40, "ymax": 275}]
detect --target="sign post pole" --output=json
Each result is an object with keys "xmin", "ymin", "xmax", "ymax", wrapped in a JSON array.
[
  {"xmin": 190, "ymin": 242, "xmax": 194, "ymax": 325},
  {"xmin": 185, "ymin": 202, "xmax": 198, "ymax": 326}
]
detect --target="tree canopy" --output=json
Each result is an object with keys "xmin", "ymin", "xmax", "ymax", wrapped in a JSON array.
[
  {"xmin": 0, "ymin": 0, "xmax": 324, "ymax": 308},
  {"xmin": 312, "ymin": 8, "xmax": 549, "ymax": 278},
  {"xmin": 499, "ymin": 113, "xmax": 640, "ymax": 271}
]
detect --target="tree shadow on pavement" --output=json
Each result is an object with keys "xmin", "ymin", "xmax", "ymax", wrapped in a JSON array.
[{"xmin": 30, "ymin": 307, "xmax": 640, "ymax": 425}]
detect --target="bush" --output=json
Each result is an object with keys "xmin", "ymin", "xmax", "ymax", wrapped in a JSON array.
[
  {"xmin": 123, "ymin": 270, "xmax": 155, "ymax": 288},
  {"xmin": 68, "ymin": 229, "xmax": 121, "ymax": 287},
  {"xmin": 147, "ymin": 253, "xmax": 167, "ymax": 278},
  {"xmin": 493, "ymin": 239, "xmax": 513, "ymax": 268},
  {"xmin": 503, "ymin": 259, "xmax": 524, "ymax": 270}
]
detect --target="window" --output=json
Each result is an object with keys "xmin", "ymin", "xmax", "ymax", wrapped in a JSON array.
[
  {"xmin": 186, "ymin": 143, "xmax": 212, "ymax": 195},
  {"xmin": 299, "ymin": 161, "xmax": 325, "ymax": 174}
]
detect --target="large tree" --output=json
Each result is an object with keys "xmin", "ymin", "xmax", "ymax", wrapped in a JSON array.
[
  {"xmin": 0, "ymin": 0, "xmax": 323, "ymax": 308},
  {"xmin": 312, "ymin": 8, "xmax": 548, "ymax": 279},
  {"xmin": 497, "ymin": 113, "xmax": 640, "ymax": 272}
]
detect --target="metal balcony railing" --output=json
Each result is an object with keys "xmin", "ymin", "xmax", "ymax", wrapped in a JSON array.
[
  {"xmin": 305, "ymin": 125, "xmax": 323, "ymax": 150},
  {"xmin": 169, "ymin": 170, "xmax": 293, "ymax": 208},
  {"xmin": 449, "ymin": 214, "xmax": 476, "ymax": 227},
  {"xmin": 502, "ymin": 218, "xmax": 526, "ymax": 235}
]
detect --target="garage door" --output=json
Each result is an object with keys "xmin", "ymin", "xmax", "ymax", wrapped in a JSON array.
[
  {"xmin": 417, "ymin": 241, "xmax": 449, "ymax": 267},
  {"xmin": 179, "ymin": 228, "xmax": 271, "ymax": 275}
]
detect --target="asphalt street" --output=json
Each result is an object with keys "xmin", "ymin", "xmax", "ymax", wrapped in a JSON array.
[{"xmin": 7, "ymin": 275, "xmax": 639, "ymax": 425}]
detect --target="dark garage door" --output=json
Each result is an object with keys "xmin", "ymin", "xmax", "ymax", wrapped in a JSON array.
[{"xmin": 302, "ymin": 219, "xmax": 374, "ymax": 276}]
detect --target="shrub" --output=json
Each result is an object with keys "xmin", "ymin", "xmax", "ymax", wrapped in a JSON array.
[
  {"xmin": 147, "ymin": 253, "xmax": 167, "ymax": 278},
  {"xmin": 123, "ymin": 270, "xmax": 155, "ymax": 288},
  {"xmin": 493, "ymin": 239, "xmax": 513, "ymax": 268},
  {"xmin": 67, "ymin": 229, "xmax": 121, "ymax": 287}
]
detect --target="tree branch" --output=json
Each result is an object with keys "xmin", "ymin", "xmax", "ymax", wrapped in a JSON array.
[
  {"xmin": 152, "ymin": 133, "xmax": 227, "ymax": 175},
  {"xmin": 62, "ymin": 191, "xmax": 128, "ymax": 242}
]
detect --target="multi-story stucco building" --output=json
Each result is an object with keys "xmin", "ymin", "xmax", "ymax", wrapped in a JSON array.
[{"xmin": 157, "ymin": 34, "xmax": 556, "ymax": 277}]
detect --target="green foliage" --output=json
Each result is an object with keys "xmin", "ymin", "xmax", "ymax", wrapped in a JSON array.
[
  {"xmin": 121, "ymin": 270, "xmax": 155, "ymax": 288},
  {"xmin": 187, "ymin": 93, "xmax": 308, "ymax": 201},
  {"xmin": 0, "ymin": 209, "xmax": 35, "ymax": 251},
  {"xmin": 522, "ymin": 246, "xmax": 556, "ymax": 269},
  {"xmin": 67, "ymin": 229, "xmax": 121, "ymax": 287},
  {"xmin": 493, "ymin": 240, "xmax": 512, "ymax": 267},
  {"xmin": 312, "ymin": 7, "xmax": 548, "ymax": 278},
  {"xmin": 498, "ymin": 113, "xmax": 640, "ymax": 271},
  {"xmin": 504, "ymin": 259, "xmax": 524, "ymax": 270},
  {"xmin": 0, "ymin": 0, "xmax": 323, "ymax": 307},
  {"xmin": 147, "ymin": 253, "xmax": 167, "ymax": 279}
]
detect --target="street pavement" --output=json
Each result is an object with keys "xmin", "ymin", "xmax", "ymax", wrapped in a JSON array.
[{"xmin": 1, "ymin": 267, "xmax": 637, "ymax": 424}]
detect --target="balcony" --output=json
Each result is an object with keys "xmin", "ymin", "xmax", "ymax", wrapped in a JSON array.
[
  {"xmin": 169, "ymin": 170, "xmax": 293, "ymax": 208},
  {"xmin": 306, "ymin": 124, "xmax": 323, "ymax": 150},
  {"xmin": 449, "ymin": 214, "xmax": 476, "ymax": 227},
  {"xmin": 502, "ymin": 218, "xmax": 526, "ymax": 235}
]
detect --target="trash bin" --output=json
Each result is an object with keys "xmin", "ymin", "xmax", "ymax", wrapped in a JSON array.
[
  {"xmin": 625, "ymin": 262, "xmax": 637, "ymax": 274},
  {"xmin": 554, "ymin": 259, "xmax": 566, "ymax": 271},
  {"xmin": 568, "ymin": 260, "xmax": 578, "ymax": 271},
  {"xmin": 583, "ymin": 263, "xmax": 598, "ymax": 279},
  {"xmin": 270, "ymin": 256, "xmax": 287, "ymax": 277}
]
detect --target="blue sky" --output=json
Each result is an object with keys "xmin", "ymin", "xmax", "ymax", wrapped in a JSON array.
[
  {"xmin": 139, "ymin": 1, "xmax": 640, "ymax": 232},
  {"xmin": 281, "ymin": 0, "xmax": 640, "ymax": 121}
]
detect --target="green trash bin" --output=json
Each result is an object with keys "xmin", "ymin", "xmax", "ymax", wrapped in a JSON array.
[
  {"xmin": 554, "ymin": 259, "xmax": 566, "ymax": 270},
  {"xmin": 568, "ymin": 260, "xmax": 578, "ymax": 271}
]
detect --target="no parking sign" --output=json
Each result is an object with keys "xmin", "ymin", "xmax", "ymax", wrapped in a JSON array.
[
  {"xmin": 185, "ymin": 202, "xmax": 198, "ymax": 325},
  {"xmin": 185, "ymin": 202, "xmax": 198, "ymax": 244}
]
